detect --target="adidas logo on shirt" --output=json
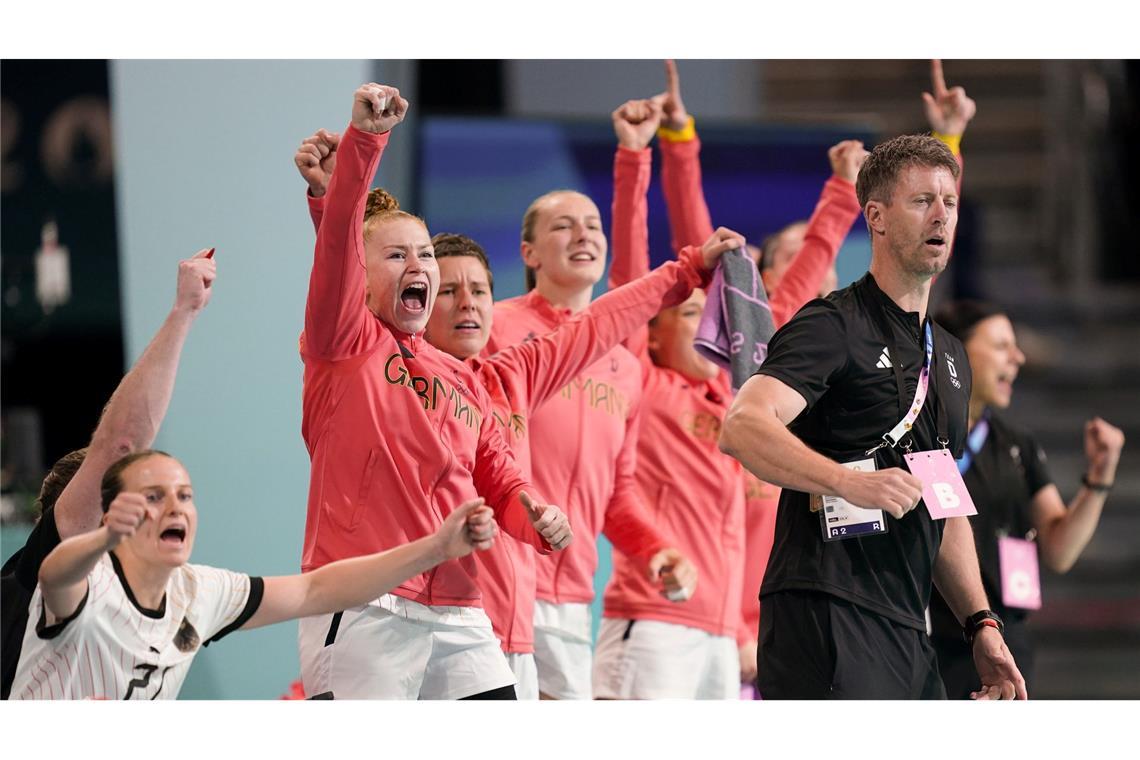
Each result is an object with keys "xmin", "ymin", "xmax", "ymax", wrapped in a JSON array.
[{"xmin": 875, "ymin": 346, "xmax": 892, "ymax": 369}]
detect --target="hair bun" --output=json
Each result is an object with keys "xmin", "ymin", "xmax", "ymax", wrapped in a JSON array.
[{"xmin": 365, "ymin": 188, "xmax": 401, "ymax": 219}]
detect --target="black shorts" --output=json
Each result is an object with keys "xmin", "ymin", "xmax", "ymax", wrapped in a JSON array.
[{"xmin": 757, "ymin": 590, "xmax": 946, "ymax": 699}]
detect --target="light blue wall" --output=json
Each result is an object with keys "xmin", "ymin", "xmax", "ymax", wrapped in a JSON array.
[{"xmin": 109, "ymin": 60, "xmax": 415, "ymax": 698}]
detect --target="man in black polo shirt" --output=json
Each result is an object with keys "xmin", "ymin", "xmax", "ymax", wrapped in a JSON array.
[
  {"xmin": 1, "ymin": 248, "xmax": 216, "ymax": 698},
  {"xmin": 720, "ymin": 135, "xmax": 1026, "ymax": 699}
]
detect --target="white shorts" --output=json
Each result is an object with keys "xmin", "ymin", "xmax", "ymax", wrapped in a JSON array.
[
  {"xmin": 532, "ymin": 600, "xmax": 592, "ymax": 700},
  {"xmin": 298, "ymin": 594, "xmax": 516, "ymax": 700},
  {"xmin": 507, "ymin": 652, "xmax": 539, "ymax": 700},
  {"xmin": 593, "ymin": 617, "xmax": 738, "ymax": 699}
]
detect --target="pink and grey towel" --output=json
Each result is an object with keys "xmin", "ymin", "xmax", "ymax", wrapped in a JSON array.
[{"xmin": 693, "ymin": 248, "xmax": 776, "ymax": 392}]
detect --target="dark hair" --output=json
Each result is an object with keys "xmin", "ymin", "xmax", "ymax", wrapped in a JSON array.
[
  {"xmin": 431, "ymin": 233, "xmax": 494, "ymax": 294},
  {"xmin": 100, "ymin": 449, "xmax": 175, "ymax": 513},
  {"xmin": 933, "ymin": 300, "xmax": 1009, "ymax": 343},
  {"xmin": 36, "ymin": 448, "xmax": 88, "ymax": 518},
  {"xmin": 855, "ymin": 134, "xmax": 960, "ymax": 208}
]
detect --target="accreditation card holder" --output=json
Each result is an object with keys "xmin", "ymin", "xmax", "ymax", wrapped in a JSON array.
[
  {"xmin": 998, "ymin": 536, "xmax": 1042, "ymax": 610},
  {"xmin": 820, "ymin": 458, "xmax": 888, "ymax": 542},
  {"xmin": 903, "ymin": 448, "xmax": 978, "ymax": 519}
]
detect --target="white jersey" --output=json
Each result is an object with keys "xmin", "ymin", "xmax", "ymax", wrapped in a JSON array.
[{"xmin": 10, "ymin": 552, "xmax": 261, "ymax": 700}]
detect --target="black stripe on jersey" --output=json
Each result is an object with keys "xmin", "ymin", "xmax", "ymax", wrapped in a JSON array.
[
  {"xmin": 204, "ymin": 576, "xmax": 264, "ymax": 646},
  {"xmin": 324, "ymin": 611, "xmax": 344, "ymax": 647},
  {"xmin": 34, "ymin": 587, "xmax": 89, "ymax": 640},
  {"xmin": 109, "ymin": 551, "xmax": 166, "ymax": 619}
]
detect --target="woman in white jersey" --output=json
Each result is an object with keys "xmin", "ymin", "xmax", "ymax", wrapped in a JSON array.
[{"xmin": 10, "ymin": 450, "xmax": 495, "ymax": 700}]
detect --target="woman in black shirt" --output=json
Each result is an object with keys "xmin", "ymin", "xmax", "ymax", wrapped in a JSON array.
[{"xmin": 930, "ymin": 301, "xmax": 1124, "ymax": 697}]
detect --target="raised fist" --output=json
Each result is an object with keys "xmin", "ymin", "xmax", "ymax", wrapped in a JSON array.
[
  {"xmin": 351, "ymin": 83, "xmax": 409, "ymax": 135},
  {"xmin": 294, "ymin": 128, "xmax": 340, "ymax": 198},
  {"xmin": 828, "ymin": 139, "xmax": 870, "ymax": 183},
  {"xmin": 103, "ymin": 492, "xmax": 149, "ymax": 549},
  {"xmin": 612, "ymin": 98, "xmax": 663, "ymax": 152},
  {"xmin": 1084, "ymin": 417, "xmax": 1124, "ymax": 483},
  {"xmin": 174, "ymin": 248, "xmax": 217, "ymax": 315}
]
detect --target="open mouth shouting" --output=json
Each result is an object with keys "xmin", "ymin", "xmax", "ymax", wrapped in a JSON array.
[
  {"xmin": 400, "ymin": 282, "xmax": 429, "ymax": 314},
  {"xmin": 159, "ymin": 524, "xmax": 188, "ymax": 547},
  {"xmin": 995, "ymin": 370, "xmax": 1017, "ymax": 395}
]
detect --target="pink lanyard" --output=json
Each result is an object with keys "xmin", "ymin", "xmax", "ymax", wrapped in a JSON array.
[{"xmin": 865, "ymin": 320, "xmax": 934, "ymax": 457}]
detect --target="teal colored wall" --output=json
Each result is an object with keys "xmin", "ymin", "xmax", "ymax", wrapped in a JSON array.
[{"xmin": 109, "ymin": 60, "xmax": 395, "ymax": 698}]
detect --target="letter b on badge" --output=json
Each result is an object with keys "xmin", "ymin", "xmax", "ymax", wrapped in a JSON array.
[
  {"xmin": 904, "ymin": 448, "xmax": 978, "ymax": 520},
  {"xmin": 931, "ymin": 482, "xmax": 960, "ymax": 511}
]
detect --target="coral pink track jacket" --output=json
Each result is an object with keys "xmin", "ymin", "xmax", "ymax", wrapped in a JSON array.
[
  {"xmin": 468, "ymin": 249, "xmax": 709, "ymax": 651},
  {"xmin": 658, "ymin": 133, "xmax": 866, "ymax": 643},
  {"xmin": 601, "ymin": 145, "xmax": 746, "ymax": 639},
  {"xmin": 299, "ymin": 124, "xmax": 546, "ymax": 607},
  {"xmin": 304, "ymin": 141, "xmax": 708, "ymax": 649},
  {"xmin": 486, "ymin": 292, "xmax": 670, "ymax": 607}
]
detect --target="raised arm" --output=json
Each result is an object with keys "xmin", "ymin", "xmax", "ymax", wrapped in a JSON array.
[
  {"xmin": 923, "ymin": 59, "xmax": 976, "ymax": 159},
  {"xmin": 768, "ymin": 141, "xmax": 866, "ymax": 327},
  {"xmin": 499, "ymin": 241, "xmax": 725, "ymax": 410},
  {"xmin": 608, "ymin": 97, "xmax": 661, "ymax": 291},
  {"xmin": 1033, "ymin": 417, "xmax": 1124, "ymax": 573},
  {"xmin": 294, "ymin": 128, "xmax": 339, "ymax": 232},
  {"xmin": 656, "ymin": 60, "xmax": 715, "ymax": 253},
  {"xmin": 303, "ymin": 84, "xmax": 406, "ymax": 361},
  {"xmin": 38, "ymin": 493, "xmax": 149, "ymax": 623},
  {"xmin": 53, "ymin": 250, "xmax": 215, "ymax": 540},
  {"xmin": 244, "ymin": 499, "xmax": 496, "ymax": 629}
]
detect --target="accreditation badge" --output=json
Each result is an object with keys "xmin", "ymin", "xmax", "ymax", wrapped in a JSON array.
[
  {"xmin": 998, "ymin": 536, "xmax": 1042, "ymax": 610},
  {"xmin": 819, "ymin": 458, "xmax": 888, "ymax": 541},
  {"xmin": 903, "ymin": 448, "xmax": 979, "ymax": 520}
]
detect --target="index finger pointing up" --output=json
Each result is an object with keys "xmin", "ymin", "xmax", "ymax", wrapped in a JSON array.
[
  {"xmin": 930, "ymin": 59, "xmax": 947, "ymax": 98},
  {"xmin": 665, "ymin": 59, "xmax": 680, "ymax": 97}
]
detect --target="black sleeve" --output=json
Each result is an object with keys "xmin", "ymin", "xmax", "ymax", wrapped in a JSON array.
[
  {"xmin": 1021, "ymin": 431, "xmax": 1054, "ymax": 497},
  {"xmin": 203, "ymin": 576, "xmax": 265, "ymax": 647},
  {"xmin": 754, "ymin": 299, "xmax": 849, "ymax": 412},
  {"xmin": 11, "ymin": 507, "xmax": 63, "ymax": 592}
]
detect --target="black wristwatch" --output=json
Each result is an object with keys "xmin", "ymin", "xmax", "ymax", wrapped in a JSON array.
[
  {"xmin": 1081, "ymin": 473, "xmax": 1113, "ymax": 493},
  {"xmin": 962, "ymin": 609, "xmax": 1005, "ymax": 646}
]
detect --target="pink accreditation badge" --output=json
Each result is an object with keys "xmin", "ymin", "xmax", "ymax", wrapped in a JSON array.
[
  {"xmin": 998, "ymin": 536, "xmax": 1042, "ymax": 610},
  {"xmin": 903, "ymin": 448, "xmax": 979, "ymax": 520}
]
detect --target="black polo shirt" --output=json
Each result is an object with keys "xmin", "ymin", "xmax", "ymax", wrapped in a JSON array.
[
  {"xmin": 755, "ymin": 272, "xmax": 972, "ymax": 630},
  {"xmin": 1, "ymin": 506, "xmax": 62, "ymax": 700},
  {"xmin": 929, "ymin": 413, "xmax": 1053, "ymax": 638}
]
